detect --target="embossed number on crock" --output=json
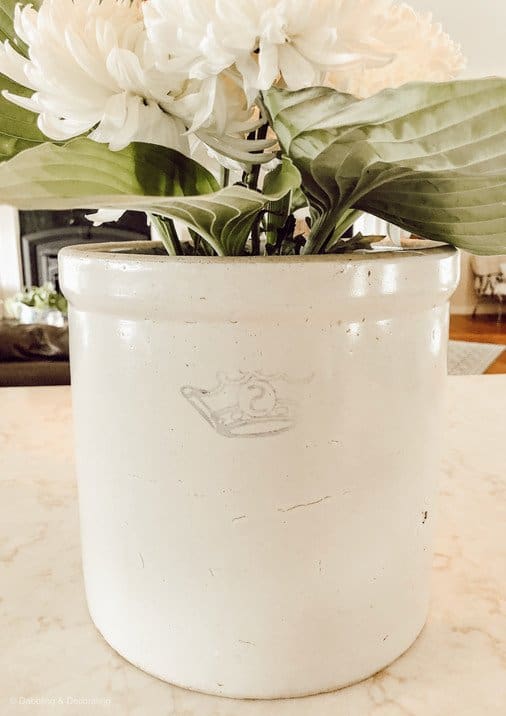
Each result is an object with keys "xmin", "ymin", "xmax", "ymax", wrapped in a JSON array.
[{"xmin": 181, "ymin": 371, "xmax": 313, "ymax": 438}]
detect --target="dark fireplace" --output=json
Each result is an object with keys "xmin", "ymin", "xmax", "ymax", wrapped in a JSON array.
[{"xmin": 20, "ymin": 210, "xmax": 150, "ymax": 289}]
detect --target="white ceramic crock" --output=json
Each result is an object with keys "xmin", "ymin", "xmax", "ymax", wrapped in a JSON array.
[{"xmin": 59, "ymin": 242, "xmax": 460, "ymax": 700}]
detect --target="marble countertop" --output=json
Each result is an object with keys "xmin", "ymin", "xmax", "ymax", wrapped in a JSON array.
[{"xmin": 1, "ymin": 377, "xmax": 505, "ymax": 715}]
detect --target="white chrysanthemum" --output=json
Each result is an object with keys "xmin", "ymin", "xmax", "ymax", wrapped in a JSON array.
[
  {"xmin": 143, "ymin": 0, "xmax": 396, "ymax": 103},
  {"xmin": 327, "ymin": 3, "xmax": 465, "ymax": 98},
  {"xmin": 0, "ymin": 0, "xmax": 190, "ymax": 151},
  {"xmin": 0, "ymin": 0, "xmax": 465, "ymax": 167},
  {"xmin": 0, "ymin": 0, "xmax": 267, "ymax": 161}
]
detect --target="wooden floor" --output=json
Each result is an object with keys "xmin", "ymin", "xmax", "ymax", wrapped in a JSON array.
[{"xmin": 450, "ymin": 314, "xmax": 506, "ymax": 374}]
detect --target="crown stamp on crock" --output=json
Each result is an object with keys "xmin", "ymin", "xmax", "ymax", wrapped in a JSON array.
[{"xmin": 181, "ymin": 371, "xmax": 313, "ymax": 438}]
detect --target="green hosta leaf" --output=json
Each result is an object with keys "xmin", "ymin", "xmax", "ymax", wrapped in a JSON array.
[
  {"xmin": 0, "ymin": 137, "xmax": 300, "ymax": 255},
  {"xmin": 0, "ymin": 136, "xmax": 219, "ymax": 199},
  {"xmin": 263, "ymin": 80, "xmax": 506, "ymax": 255},
  {"xmin": 156, "ymin": 156, "xmax": 299, "ymax": 255},
  {"xmin": 0, "ymin": 75, "xmax": 47, "ymax": 161}
]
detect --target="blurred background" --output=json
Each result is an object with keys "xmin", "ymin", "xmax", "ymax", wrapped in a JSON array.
[
  {"xmin": 0, "ymin": 0, "xmax": 505, "ymax": 386},
  {"xmin": 0, "ymin": 209, "xmax": 150, "ymax": 386}
]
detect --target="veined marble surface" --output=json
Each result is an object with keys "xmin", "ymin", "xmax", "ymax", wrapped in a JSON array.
[{"xmin": 0, "ymin": 377, "xmax": 505, "ymax": 716}]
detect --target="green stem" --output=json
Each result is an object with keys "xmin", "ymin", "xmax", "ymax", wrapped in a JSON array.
[
  {"xmin": 221, "ymin": 166, "xmax": 230, "ymax": 188},
  {"xmin": 241, "ymin": 128, "xmax": 258, "ymax": 185},
  {"xmin": 190, "ymin": 228, "xmax": 201, "ymax": 255},
  {"xmin": 250, "ymin": 217, "xmax": 262, "ymax": 256},
  {"xmin": 247, "ymin": 123, "xmax": 269, "ymax": 192},
  {"xmin": 303, "ymin": 209, "xmax": 363, "ymax": 255},
  {"xmin": 189, "ymin": 228, "xmax": 217, "ymax": 256},
  {"xmin": 165, "ymin": 218, "xmax": 184, "ymax": 255},
  {"xmin": 302, "ymin": 213, "xmax": 338, "ymax": 255},
  {"xmin": 245, "ymin": 123, "xmax": 270, "ymax": 255},
  {"xmin": 326, "ymin": 210, "xmax": 363, "ymax": 251},
  {"xmin": 150, "ymin": 215, "xmax": 183, "ymax": 256},
  {"xmin": 194, "ymin": 231, "xmax": 226, "ymax": 257}
]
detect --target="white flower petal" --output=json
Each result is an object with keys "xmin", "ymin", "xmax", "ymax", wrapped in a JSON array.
[
  {"xmin": 85, "ymin": 208, "xmax": 126, "ymax": 226},
  {"xmin": 2, "ymin": 90, "xmax": 41, "ymax": 113},
  {"xmin": 0, "ymin": 42, "xmax": 36, "ymax": 89},
  {"xmin": 278, "ymin": 45, "xmax": 318, "ymax": 91},
  {"xmin": 184, "ymin": 76, "xmax": 218, "ymax": 132},
  {"xmin": 134, "ymin": 100, "xmax": 189, "ymax": 153},
  {"xmin": 13, "ymin": 3, "xmax": 38, "ymax": 45},
  {"xmin": 63, "ymin": 28, "xmax": 116, "ymax": 92},
  {"xmin": 257, "ymin": 39, "xmax": 279, "ymax": 90},
  {"xmin": 88, "ymin": 92, "xmax": 130, "ymax": 148},
  {"xmin": 106, "ymin": 47, "xmax": 146, "ymax": 95},
  {"xmin": 38, "ymin": 113, "xmax": 95, "ymax": 140}
]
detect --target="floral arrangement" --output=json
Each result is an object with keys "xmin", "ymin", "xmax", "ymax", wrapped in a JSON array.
[{"xmin": 0, "ymin": 0, "xmax": 504, "ymax": 256}]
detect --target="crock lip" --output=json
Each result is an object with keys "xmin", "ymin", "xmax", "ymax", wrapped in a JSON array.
[{"xmin": 59, "ymin": 240, "xmax": 458, "ymax": 266}]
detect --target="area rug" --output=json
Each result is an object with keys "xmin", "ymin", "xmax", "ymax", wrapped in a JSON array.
[{"xmin": 448, "ymin": 340, "xmax": 505, "ymax": 376}]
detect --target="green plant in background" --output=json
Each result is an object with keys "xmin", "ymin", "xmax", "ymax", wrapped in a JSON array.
[
  {"xmin": 0, "ymin": 0, "xmax": 504, "ymax": 258},
  {"xmin": 5, "ymin": 282, "xmax": 68, "ymax": 317},
  {"xmin": 17, "ymin": 283, "xmax": 67, "ymax": 313}
]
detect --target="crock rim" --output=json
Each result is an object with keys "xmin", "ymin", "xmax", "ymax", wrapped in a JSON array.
[{"xmin": 59, "ymin": 240, "xmax": 458, "ymax": 266}]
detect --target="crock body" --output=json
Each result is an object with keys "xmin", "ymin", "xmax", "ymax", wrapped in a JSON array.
[{"xmin": 59, "ymin": 243, "xmax": 460, "ymax": 699}]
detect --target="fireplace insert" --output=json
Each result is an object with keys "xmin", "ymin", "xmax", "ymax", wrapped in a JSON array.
[{"xmin": 19, "ymin": 210, "xmax": 150, "ymax": 289}]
